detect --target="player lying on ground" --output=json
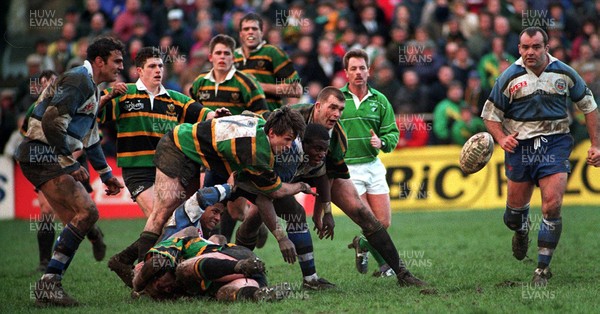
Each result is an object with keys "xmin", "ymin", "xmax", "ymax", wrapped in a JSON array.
[
  {"xmin": 110, "ymin": 183, "xmax": 231, "ymax": 287},
  {"xmin": 132, "ymin": 226, "xmax": 290, "ymax": 301}
]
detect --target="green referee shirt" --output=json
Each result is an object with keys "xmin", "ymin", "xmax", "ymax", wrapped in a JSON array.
[{"xmin": 339, "ymin": 84, "xmax": 399, "ymax": 165}]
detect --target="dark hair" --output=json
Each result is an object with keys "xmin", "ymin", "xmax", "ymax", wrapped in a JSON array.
[
  {"xmin": 135, "ymin": 47, "xmax": 163, "ymax": 67},
  {"xmin": 519, "ymin": 27, "xmax": 548, "ymax": 45},
  {"xmin": 303, "ymin": 123, "xmax": 330, "ymax": 144},
  {"xmin": 264, "ymin": 106, "xmax": 306, "ymax": 139},
  {"xmin": 316, "ymin": 86, "xmax": 345, "ymax": 103},
  {"xmin": 343, "ymin": 49, "xmax": 369, "ymax": 70},
  {"xmin": 209, "ymin": 34, "xmax": 236, "ymax": 54},
  {"xmin": 39, "ymin": 70, "xmax": 58, "ymax": 81},
  {"xmin": 87, "ymin": 36, "xmax": 125, "ymax": 62},
  {"xmin": 239, "ymin": 13, "xmax": 263, "ymax": 32}
]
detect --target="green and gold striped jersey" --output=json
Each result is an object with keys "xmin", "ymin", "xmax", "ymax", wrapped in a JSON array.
[
  {"xmin": 100, "ymin": 81, "xmax": 212, "ymax": 168},
  {"xmin": 234, "ymin": 42, "xmax": 300, "ymax": 111},
  {"xmin": 172, "ymin": 113, "xmax": 282, "ymax": 194},
  {"xmin": 190, "ymin": 67, "xmax": 268, "ymax": 116}
]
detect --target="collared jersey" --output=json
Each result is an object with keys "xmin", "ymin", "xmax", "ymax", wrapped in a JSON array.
[
  {"xmin": 172, "ymin": 114, "xmax": 282, "ymax": 194},
  {"xmin": 340, "ymin": 84, "xmax": 399, "ymax": 165},
  {"xmin": 292, "ymin": 103, "xmax": 350, "ymax": 179},
  {"xmin": 190, "ymin": 66, "xmax": 268, "ymax": 116},
  {"xmin": 482, "ymin": 54, "xmax": 598, "ymax": 140},
  {"xmin": 20, "ymin": 61, "xmax": 112, "ymax": 181},
  {"xmin": 234, "ymin": 42, "xmax": 300, "ymax": 111},
  {"xmin": 100, "ymin": 81, "xmax": 211, "ymax": 168}
]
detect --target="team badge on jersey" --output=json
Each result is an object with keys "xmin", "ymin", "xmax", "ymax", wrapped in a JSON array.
[
  {"xmin": 256, "ymin": 60, "xmax": 266, "ymax": 70},
  {"xmin": 370, "ymin": 103, "xmax": 378, "ymax": 112},
  {"xmin": 166, "ymin": 103, "xmax": 177, "ymax": 117},
  {"xmin": 77, "ymin": 99, "xmax": 97, "ymax": 114},
  {"xmin": 554, "ymin": 79, "xmax": 567, "ymax": 94},
  {"xmin": 231, "ymin": 92, "xmax": 240, "ymax": 102},
  {"xmin": 199, "ymin": 91, "xmax": 210, "ymax": 100}
]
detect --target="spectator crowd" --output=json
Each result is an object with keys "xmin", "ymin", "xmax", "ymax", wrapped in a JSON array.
[{"xmin": 2, "ymin": 0, "xmax": 599, "ymax": 153}]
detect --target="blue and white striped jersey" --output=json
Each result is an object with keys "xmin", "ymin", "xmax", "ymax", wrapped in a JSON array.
[{"xmin": 481, "ymin": 54, "xmax": 597, "ymax": 140}]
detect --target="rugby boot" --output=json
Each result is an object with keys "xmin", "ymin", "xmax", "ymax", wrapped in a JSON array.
[
  {"xmin": 348, "ymin": 236, "xmax": 369, "ymax": 274},
  {"xmin": 512, "ymin": 219, "xmax": 531, "ymax": 261},
  {"xmin": 34, "ymin": 277, "xmax": 79, "ymax": 307},
  {"xmin": 532, "ymin": 267, "xmax": 552, "ymax": 286}
]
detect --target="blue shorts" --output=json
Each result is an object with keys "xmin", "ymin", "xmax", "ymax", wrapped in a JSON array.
[{"xmin": 505, "ymin": 134, "xmax": 573, "ymax": 184}]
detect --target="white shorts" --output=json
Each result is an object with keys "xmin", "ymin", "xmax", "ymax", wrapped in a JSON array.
[{"xmin": 347, "ymin": 158, "xmax": 390, "ymax": 195}]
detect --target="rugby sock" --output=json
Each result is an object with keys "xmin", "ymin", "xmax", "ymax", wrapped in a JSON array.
[
  {"xmin": 45, "ymin": 223, "xmax": 85, "ymax": 277},
  {"xmin": 359, "ymin": 236, "xmax": 386, "ymax": 267},
  {"xmin": 364, "ymin": 227, "xmax": 402, "ymax": 275},
  {"xmin": 86, "ymin": 224, "xmax": 100, "ymax": 241},
  {"xmin": 504, "ymin": 204, "xmax": 530, "ymax": 234},
  {"xmin": 37, "ymin": 214, "xmax": 55, "ymax": 264},
  {"xmin": 115, "ymin": 239, "xmax": 140, "ymax": 265},
  {"xmin": 195, "ymin": 258, "xmax": 238, "ymax": 280},
  {"xmin": 137, "ymin": 231, "xmax": 160, "ymax": 262},
  {"xmin": 537, "ymin": 217, "xmax": 562, "ymax": 269},
  {"xmin": 287, "ymin": 229, "xmax": 316, "ymax": 278}
]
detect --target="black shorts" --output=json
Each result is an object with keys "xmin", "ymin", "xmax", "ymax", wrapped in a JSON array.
[
  {"xmin": 16, "ymin": 140, "xmax": 80, "ymax": 189},
  {"xmin": 154, "ymin": 132, "xmax": 201, "ymax": 189},
  {"xmin": 122, "ymin": 167, "xmax": 156, "ymax": 200}
]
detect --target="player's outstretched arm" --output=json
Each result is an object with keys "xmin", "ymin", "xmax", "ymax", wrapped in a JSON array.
[{"xmin": 255, "ymin": 194, "xmax": 297, "ymax": 264}]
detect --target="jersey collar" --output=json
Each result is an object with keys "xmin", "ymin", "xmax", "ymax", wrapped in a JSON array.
[
  {"xmin": 205, "ymin": 66, "xmax": 236, "ymax": 83},
  {"xmin": 135, "ymin": 79, "xmax": 168, "ymax": 96}
]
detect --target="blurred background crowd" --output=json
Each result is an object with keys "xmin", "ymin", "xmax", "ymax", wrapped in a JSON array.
[{"xmin": 1, "ymin": 0, "xmax": 598, "ymax": 155}]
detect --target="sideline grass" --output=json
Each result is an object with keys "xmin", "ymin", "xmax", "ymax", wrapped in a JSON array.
[{"xmin": 1, "ymin": 206, "xmax": 598, "ymax": 313}]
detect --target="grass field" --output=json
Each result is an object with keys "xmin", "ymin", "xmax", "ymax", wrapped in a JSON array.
[{"xmin": 1, "ymin": 205, "xmax": 598, "ymax": 313}]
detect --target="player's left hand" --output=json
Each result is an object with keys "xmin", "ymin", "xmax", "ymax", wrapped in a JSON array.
[
  {"xmin": 587, "ymin": 146, "xmax": 600, "ymax": 166},
  {"xmin": 320, "ymin": 213, "xmax": 335, "ymax": 240},
  {"xmin": 369, "ymin": 129, "xmax": 381, "ymax": 148},
  {"xmin": 104, "ymin": 177, "xmax": 124, "ymax": 195}
]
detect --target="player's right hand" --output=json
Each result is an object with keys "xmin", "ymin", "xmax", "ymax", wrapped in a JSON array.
[
  {"xmin": 110, "ymin": 82, "xmax": 127, "ymax": 98},
  {"xmin": 214, "ymin": 107, "xmax": 231, "ymax": 118},
  {"xmin": 277, "ymin": 237, "xmax": 297, "ymax": 264},
  {"xmin": 70, "ymin": 166, "xmax": 89, "ymax": 182},
  {"xmin": 500, "ymin": 132, "xmax": 519, "ymax": 153},
  {"xmin": 587, "ymin": 146, "xmax": 600, "ymax": 166}
]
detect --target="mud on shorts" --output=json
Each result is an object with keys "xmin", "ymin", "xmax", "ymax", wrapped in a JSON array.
[
  {"xmin": 153, "ymin": 131, "xmax": 201, "ymax": 189},
  {"xmin": 16, "ymin": 139, "xmax": 80, "ymax": 189},
  {"xmin": 505, "ymin": 134, "xmax": 574, "ymax": 185}
]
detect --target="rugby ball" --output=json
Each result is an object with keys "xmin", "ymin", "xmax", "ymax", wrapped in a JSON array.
[{"xmin": 459, "ymin": 132, "xmax": 494, "ymax": 174}]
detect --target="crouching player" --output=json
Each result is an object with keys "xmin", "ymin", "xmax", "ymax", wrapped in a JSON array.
[{"xmin": 132, "ymin": 227, "xmax": 290, "ymax": 301}]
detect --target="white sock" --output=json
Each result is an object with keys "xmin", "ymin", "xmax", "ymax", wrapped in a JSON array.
[{"xmin": 304, "ymin": 273, "xmax": 318, "ymax": 281}]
